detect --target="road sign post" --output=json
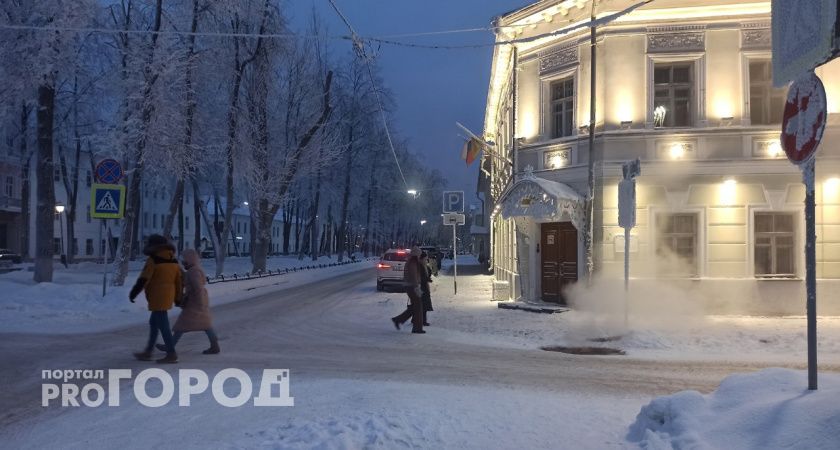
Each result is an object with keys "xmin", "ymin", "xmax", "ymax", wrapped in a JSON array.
[
  {"xmin": 92, "ymin": 159, "xmax": 124, "ymax": 297},
  {"xmin": 618, "ymin": 159, "xmax": 640, "ymax": 329},
  {"xmin": 780, "ymin": 71, "xmax": 827, "ymax": 390},
  {"xmin": 443, "ymin": 212, "xmax": 465, "ymax": 295}
]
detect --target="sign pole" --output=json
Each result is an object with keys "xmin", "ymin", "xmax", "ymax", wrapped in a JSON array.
[
  {"xmin": 624, "ymin": 226, "xmax": 630, "ymax": 327},
  {"xmin": 453, "ymin": 223, "xmax": 458, "ymax": 295},
  {"xmin": 803, "ymin": 159, "xmax": 818, "ymax": 390},
  {"xmin": 101, "ymin": 220, "xmax": 107, "ymax": 297}
]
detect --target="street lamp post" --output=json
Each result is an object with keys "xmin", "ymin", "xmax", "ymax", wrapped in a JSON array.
[{"xmin": 55, "ymin": 203, "xmax": 67, "ymax": 268}]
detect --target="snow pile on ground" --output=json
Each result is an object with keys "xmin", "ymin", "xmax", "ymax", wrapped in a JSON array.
[
  {"xmin": 0, "ymin": 256, "xmax": 373, "ymax": 334},
  {"xmin": 627, "ymin": 368, "xmax": 840, "ymax": 450}
]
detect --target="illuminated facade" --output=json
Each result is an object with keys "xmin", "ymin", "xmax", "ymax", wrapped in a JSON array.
[{"xmin": 482, "ymin": 0, "xmax": 840, "ymax": 313}]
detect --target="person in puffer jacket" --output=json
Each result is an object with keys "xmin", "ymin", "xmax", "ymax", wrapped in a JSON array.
[{"xmin": 129, "ymin": 234, "xmax": 182, "ymax": 363}]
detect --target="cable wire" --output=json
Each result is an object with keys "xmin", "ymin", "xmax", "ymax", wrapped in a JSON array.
[{"xmin": 327, "ymin": 0, "xmax": 409, "ymax": 190}]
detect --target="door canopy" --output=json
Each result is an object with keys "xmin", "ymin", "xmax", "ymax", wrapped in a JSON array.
[{"xmin": 497, "ymin": 171, "xmax": 584, "ymax": 230}]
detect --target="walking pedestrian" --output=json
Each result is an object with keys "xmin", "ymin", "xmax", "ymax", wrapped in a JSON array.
[
  {"xmin": 390, "ymin": 246, "xmax": 425, "ymax": 334},
  {"xmin": 130, "ymin": 234, "xmax": 182, "ymax": 363},
  {"xmin": 156, "ymin": 248, "xmax": 220, "ymax": 355},
  {"xmin": 419, "ymin": 252, "xmax": 434, "ymax": 326}
]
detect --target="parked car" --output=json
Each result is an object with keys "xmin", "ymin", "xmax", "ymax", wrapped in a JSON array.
[
  {"xmin": 376, "ymin": 249, "xmax": 410, "ymax": 291},
  {"xmin": 0, "ymin": 248, "xmax": 22, "ymax": 264},
  {"xmin": 200, "ymin": 249, "xmax": 216, "ymax": 259}
]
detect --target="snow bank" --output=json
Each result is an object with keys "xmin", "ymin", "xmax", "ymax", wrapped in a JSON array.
[{"xmin": 627, "ymin": 368, "xmax": 840, "ymax": 449}]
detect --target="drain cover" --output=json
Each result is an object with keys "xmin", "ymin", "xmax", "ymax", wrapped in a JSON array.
[{"xmin": 540, "ymin": 346, "xmax": 625, "ymax": 356}]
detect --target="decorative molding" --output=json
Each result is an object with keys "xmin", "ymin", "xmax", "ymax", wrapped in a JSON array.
[
  {"xmin": 539, "ymin": 44, "xmax": 578, "ymax": 75},
  {"xmin": 741, "ymin": 28, "xmax": 771, "ymax": 49},
  {"xmin": 655, "ymin": 140, "xmax": 697, "ymax": 160},
  {"xmin": 647, "ymin": 24, "xmax": 706, "ymax": 34},
  {"xmin": 543, "ymin": 148, "xmax": 572, "ymax": 170},
  {"xmin": 752, "ymin": 138, "xmax": 784, "ymax": 159},
  {"xmin": 647, "ymin": 32, "xmax": 705, "ymax": 53},
  {"xmin": 741, "ymin": 21, "xmax": 771, "ymax": 29}
]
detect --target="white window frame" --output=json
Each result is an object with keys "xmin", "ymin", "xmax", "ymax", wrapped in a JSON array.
[
  {"xmin": 651, "ymin": 208, "xmax": 706, "ymax": 278},
  {"xmin": 741, "ymin": 52, "xmax": 785, "ymax": 127},
  {"xmin": 749, "ymin": 208, "xmax": 801, "ymax": 279},
  {"xmin": 539, "ymin": 66, "xmax": 579, "ymax": 140},
  {"xmin": 646, "ymin": 53, "xmax": 706, "ymax": 129}
]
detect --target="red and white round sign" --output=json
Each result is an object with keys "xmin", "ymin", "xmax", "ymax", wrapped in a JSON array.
[{"xmin": 781, "ymin": 71, "xmax": 827, "ymax": 165}]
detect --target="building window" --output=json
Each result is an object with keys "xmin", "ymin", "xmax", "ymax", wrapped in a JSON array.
[
  {"xmin": 755, "ymin": 212, "xmax": 795, "ymax": 277},
  {"xmin": 185, "ymin": 216, "xmax": 190, "ymax": 230},
  {"xmin": 657, "ymin": 213, "xmax": 698, "ymax": 276},
  {"xmin": 153, "ymin": 214, "xmax": 157, "ymax": 228},
  {"xmin": 237, "ymin": 222, "xmax": 241, "ymax": 234},
  {"xmin": 72, "ymin": 238, "xmax": 78, "ymax": 255},
  {"xmin": 86, "ymin": 239, "xmax": 94, "ymax": 256},
  {"xmin": 53, "ymin": 238, "xmax": 61, "ymax": 254},
  {"xmin": 143, "ymin": 213, "xmax": 148, "ymax": 228},
  {"xmin": 653, "ymin": 63, "xmax": 693, "ymax": 127},
  {"xmin": 749, "ymin": 60, "xmax": 785, "ymax": 125},
  {"xmin": 100, "ymin": 239, "xmax": 106, "ymax": 255},
  {"xmin": 4, "ymin": 176, "xmax": 13, "ymax": 197},
  {"xmin": 549, "ymin": 78, "xmax": 575, "ymax": 138}
]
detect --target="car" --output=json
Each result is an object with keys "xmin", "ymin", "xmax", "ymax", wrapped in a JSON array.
[
  {"xmin": 0, "ymin": 248, "xmax": 22, "ymax": 264},
  {"xmin": 376, "ymin": 249, "xmax": 410, "ymax": 291},
  {"xmin": 200, "ymin": 249, "xmax": 216, "ymax": 259}
]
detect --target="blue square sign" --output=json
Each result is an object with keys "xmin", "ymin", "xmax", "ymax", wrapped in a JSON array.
[
  {"xmin": 91, "ymin": 184, "xmax": 126, "ymax": 219},
  {"xmin": 442, "ymin": 191, "xmax": 464, "ymax": 213}
]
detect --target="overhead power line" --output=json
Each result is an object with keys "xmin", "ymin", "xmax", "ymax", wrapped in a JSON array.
[
  {"xmin": 0, "ymin": 0, "xmax": 654, "ymax": 50},
  {"xmin": 327, "ymin": 0, "xmax": 410, "ymax": 191}
]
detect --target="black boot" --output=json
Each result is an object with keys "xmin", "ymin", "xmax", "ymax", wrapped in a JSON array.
[{"xmin": 203, "ymin": 336, "xmax": 220, "ymax": 355}]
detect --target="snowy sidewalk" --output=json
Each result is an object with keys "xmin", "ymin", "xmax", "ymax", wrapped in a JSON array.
[
  {"xmin": 0, "ymin": 256, "xmax": 375, "ymax": 334},
  {"xmin": 367, "ymin": 262, "xmax": 840, "ymax": 365}
]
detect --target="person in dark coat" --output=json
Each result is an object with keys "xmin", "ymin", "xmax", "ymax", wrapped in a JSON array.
[
  {"xmin": 419, "ymin": 252, "xmax": 433, "ymax": 326},
  {"xmin": 391, "ymin": 246, "xmax": 425, "ymax": 333},
  {"xmin": 130, "ymin": 234, "xmax": 182, "ymax": 363}
]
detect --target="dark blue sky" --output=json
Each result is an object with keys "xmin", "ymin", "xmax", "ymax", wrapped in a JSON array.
[{"xmin": 289, "ymin": 0, "xmax": 525, "ymax": 201}]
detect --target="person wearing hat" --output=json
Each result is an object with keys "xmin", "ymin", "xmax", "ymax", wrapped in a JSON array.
[
  {"xmin": 129, "ymin": 234, "xmax": 182, "ymax": 363},
  {"xmin": 391, "ymin": 246, "xmax": 425, "ymax": 333}
]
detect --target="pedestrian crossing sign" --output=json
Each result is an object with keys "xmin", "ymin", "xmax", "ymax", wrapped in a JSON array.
[{"xmin": 91, "ymin": 184, "xmax": 126, "ymax": 219}]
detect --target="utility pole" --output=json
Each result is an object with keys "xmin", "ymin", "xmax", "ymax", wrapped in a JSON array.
[{"xmin": 585, "ymin": 2, "xmax": 598, "ymax": 283}]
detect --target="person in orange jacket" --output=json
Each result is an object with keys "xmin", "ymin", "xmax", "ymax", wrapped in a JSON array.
[{"xmin": 129, "ymin": 234, "xmax": 182, "ymax": 363}]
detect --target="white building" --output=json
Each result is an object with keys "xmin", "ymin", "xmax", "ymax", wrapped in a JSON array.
[{"xmin": 482, "ymin": 0, "xmax": 840, "ymax": 314}]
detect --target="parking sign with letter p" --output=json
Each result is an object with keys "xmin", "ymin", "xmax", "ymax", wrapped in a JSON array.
[{"xmin": 442, "ymin": 191, "xmax": 464, "ymax": 213}]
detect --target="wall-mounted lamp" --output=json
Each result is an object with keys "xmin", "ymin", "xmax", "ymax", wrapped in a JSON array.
[
  {"xmin": 620, "ymin": 120, "xmax": 633, "ymax": 130},
  {"xmin": 767, "ymin": 140, "xmax": 783, "ymax": 158},
  {"xmin": 578, "ymin": 124, "xmax": 590, "ymax": 135},
  {"xmin": 669, "ymin": 143, "xmax": 686, "ymax": 160},
  {"xmin": 720, "ymin": 116, "xmax": 734, "ymax": 127}
]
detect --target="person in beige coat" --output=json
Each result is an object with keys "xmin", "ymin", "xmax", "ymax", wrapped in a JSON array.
[{"xmin": 156, "ymin": 248, "xmax": 220, "ymax": 354}]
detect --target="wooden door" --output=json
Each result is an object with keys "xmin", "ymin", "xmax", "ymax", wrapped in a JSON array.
[{"xmin": 541, "ymin": 222, "xmax": 578, "ymax": 304}]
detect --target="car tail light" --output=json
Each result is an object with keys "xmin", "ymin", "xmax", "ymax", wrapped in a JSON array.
[{"xmin": 377, "ymin": 263, "xmax": 391, "ymax": 269}]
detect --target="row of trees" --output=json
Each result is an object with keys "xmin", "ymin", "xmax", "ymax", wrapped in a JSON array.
[{"xmin": 1, "ymin": 0, "xmax": 448, "ymax": 283}]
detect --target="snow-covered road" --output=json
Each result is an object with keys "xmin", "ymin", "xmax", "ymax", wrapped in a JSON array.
[{"xmin": 3, "ymin": 268, "xmax": 839, "ymax": 448}]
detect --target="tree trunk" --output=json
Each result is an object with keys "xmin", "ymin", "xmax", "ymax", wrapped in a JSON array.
[
  {"xmin": 195, "ymin": 181, "xmax": 223, "ymax": 277},
  {"xmin": 162, "ymin": 179, "xmax": 184, "ymax": 239},
  {"xmin": 336, "ymin": 124, "xmax": 354, "ymax": 262},
  {"xmin": 282, "ymin": 200, "xmax": 292, "ymax": 255},
  {"xmin": 363, "ymin": 150, "xmax": 379, "ymax": 257},
  {"xmin": 19, "ymin": 102, "xmax": 31, "ymax": 259},
  {"xmin": 192, "ymin": 181, "xmax": 201, "ymax": 249},
  {"xmin": 34, "ymin": 83, "xmax": 56, "ymax": 283},
  {"xmin": 113, "ymin": 0, "xmax": 164, "ymax": 286}
]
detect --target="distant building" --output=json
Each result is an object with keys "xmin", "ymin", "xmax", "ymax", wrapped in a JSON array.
[{"xmin": 481, "ymin": 0, "xmax": 840, "ymax": 314}]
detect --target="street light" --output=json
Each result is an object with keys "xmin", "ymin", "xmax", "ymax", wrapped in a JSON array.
[
  {"xmin": 420, "ymin": 219, "xmax": 427, "ymax": 226},
  {"xmin": 55, "ymin": 203, "xmax": 67, "ymax": 268}
]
